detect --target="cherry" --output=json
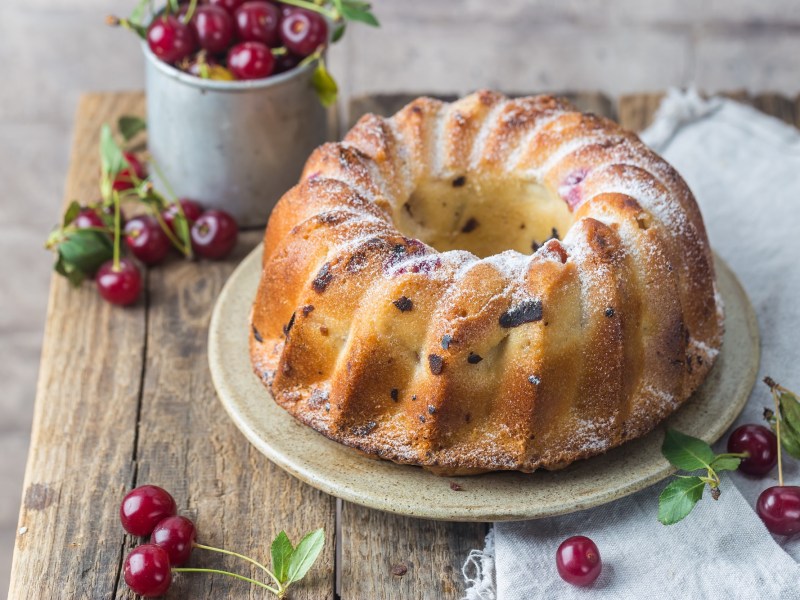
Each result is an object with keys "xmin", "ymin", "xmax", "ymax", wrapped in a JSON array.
[
  {"xmin": 73, "ymin": 208, "xmax": 105, "ymax": 230},
  {"xmin": 556, "ymin": 536, "xmax": 602, "ymax": 587},
  {"xmin": 279, "ymin": 9, "xmax": 328, "ymax": 57},
  {"xmin": 757, "ymin": 486, "xmax": 800, "ymax": 536},
  {"xmin": 96, "ymin": 259, "xmax": 142, "ymax": 306},
  {"xmin": 191, "ymin": 210, "xmax": 239, "ymax": 259},
  {"xmin": 125, "ymin": 216, "xmax": 171, "ymax": 266},
  {"xmin": 234, "ymin": 1, "xmax": 281, "ymax": 46},
  {"xmin": 274, "ymin": 51, "xmax": 300, "ymax": 74},
  {"xmin": 208, "ymin": 0, "xmax": 246, "ymax": 14},
  {"xmin": 101, "ymin": 203, "xmax": 127, "ymax": 228},
  {"xmin": 163, "ymin": 199, "xmax": 204, "ymax": 234},
  {"xmin": 227, "ymin": 41, "xmax": 276, "ymax": 79},
  {"xmin": 113, "ymin": 153, "xmax": 148, "ymax": 192},
  {"xmin": 152, "ymin": 515, "xmax": 197, "ymax": 566},
  {"xmin": 727, "ymin": 424, "xmax": 778, "ymax": 476},
  {"xmin": 124, "ymin": 544, "xmax": 172, "ymax": 598},
  {"xmin": 120, "ymin": 485, "xmax": 177, "ymax": 536},
  {"xmin": 147, "ymin": 14, "xmax": 197, "ymax": 64},
  {"xmin": 191, "ymin": 5, "xmax": 234, "ymax": 54}
]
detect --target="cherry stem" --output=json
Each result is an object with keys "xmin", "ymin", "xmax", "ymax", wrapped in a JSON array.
[
  {"xmin": 193, "ymin": 542, "xmax": 282, "ymax": 588},
  {"xmin": 271, "ymin": 47, "xmax": 288, "ymax": 56},
  {"xmin": 152, "ymin": 206, "xmax": 190, "ymax": 258},
  {"xmin": 276, "ymin": 0, "xmax": 337, "ymax": 20},
  {"xmin": 183, "ymin": 0, "xmax": 199, "ymax": 23},
  {"xmin": 112, "ymin": 190, "xmax": 122, "ymax": 271},
  {"xmin": 172, "ymin": 568, "xmax": 281, "ymax": 595},
  {"xmin": 770, "ymin": 386, "xmax": 784, "ymax": 487}
]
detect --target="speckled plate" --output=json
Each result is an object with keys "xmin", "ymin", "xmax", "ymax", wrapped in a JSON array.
[{"xmin": 209, "ymin": 246, "xmax": 759, "ymax": 522}]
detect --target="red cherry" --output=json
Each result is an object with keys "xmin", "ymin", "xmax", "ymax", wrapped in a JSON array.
[
  {"xmin": 556, "ymin": 536, "xmax": 602, "ymax": 587},
  {"xmin": 274, "ymin": 51, "xmax": 300, "ymax": 74},
  {"xmin": 208, "ymin": 0, "xmax": 246, "ymax": 14},
  {"xmin": 147, "ymin": 14, "xmax": 197, "ymax": 64},
  {"xmin": 125, "ymin": 216, "xmax": 171, "ymax": 266},
  {"xmin": 191, "ymin": 210, "xmax": 239, "ymax": 259},
  {"xmin": 191, "ymin": 5, "xmax": 234, "ymax": 54},
  {"xmin": 124, "ymin": 544, "xmax": 172, "ymax": 597},
  {"xmin": 227, "ymin": 41, "xmax": 275, "ymax": 79},
  {"xmin": 727, "ymin": 424, "xmax": 778, "ymax": 476},
  {"xmin": 152, "ymin": 515, "xmax": 197, "ymax": 566},
  {"xmin": 96, "ymin": 259, "xmax": 142, "ymax": 306},
  {"xmin": 120, "ymin": 485, "xmax": 177, "ymax": 537},
  {"xmin": 234, "ymin": 1, "xmax": 281, "ymax": 46},
  {"xmin": 279, "ymin": 9, "xmax": 327, "ymax": 57},
  {"xmin": 73, "ymin": 208, "xmax": 105, "ymax": 230},
  {"xmin": 163, "ymin": 199, "xmax": 204, "ymax": 235},
  {"xmin": 757, "ymin": 486, "xmax": 800, "ymax": 536},
  {"xmin": 113, "ymin": 152, "xmax": 148, "ymax": 192}
]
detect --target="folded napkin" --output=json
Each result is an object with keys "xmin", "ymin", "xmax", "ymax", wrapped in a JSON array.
[{"xmin": 462, "ymin": 89, "xmax": 800, "ymax": 600}]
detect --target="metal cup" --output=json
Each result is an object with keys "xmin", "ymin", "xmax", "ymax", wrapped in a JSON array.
[{"xmin": 143, "ymin": 43, "xmax": 328, "ymax": 227}]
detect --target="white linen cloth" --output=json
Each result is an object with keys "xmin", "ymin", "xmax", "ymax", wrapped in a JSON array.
[{"xmin": 462, "ymin": 89, "xmax": 800, "ymax": 600}]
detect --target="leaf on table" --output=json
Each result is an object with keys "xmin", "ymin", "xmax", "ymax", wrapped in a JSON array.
[
  {"xmin": 58, "ymin": 229, "xmax": 114, "ymax": 276},
  {"xmin": 658, "ymin": 476, "xmax": 705, "ymax": 525},
  {"xmin": 54, "ymin": 253, "xmax": 86, "ymax": 287},
  {"xmin": 286, "ymin": 529, "xmax": 325, "ymax": 585},
  {"xmin": 661, "ymin": 428, "xmax": 715, "ymax": 472},
  {"xmin": 62, "ymin": 200, "xmax": 82, "ymax": 228},
  {"xmin": 311, "ymin": 60, "xmax": 338, "ymax": 108},
  {"xmin": 100, "ymin": 124, "xmax": 128, "ymax": 179},
  {"xmin": 172, "ymin": 211, "xmax": 192, "ymax": 255},
  {"xmin": 710, "ymin": 455, "xmax": 741, "ymax": 472},
  {"xmin": 118, "ymin": 116, "xmax": 147, "ymax": 142},
  {"xmin": 271, "ymin": 531, "xmax": 293, "ymax": 585}
]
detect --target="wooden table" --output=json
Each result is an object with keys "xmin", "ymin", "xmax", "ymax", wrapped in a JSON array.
[{"xmin": 8, "ymin": 91, "xmax": 800, "ymax": 599}]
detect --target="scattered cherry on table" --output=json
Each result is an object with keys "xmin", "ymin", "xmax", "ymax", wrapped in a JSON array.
[
  {"xmin": 96, "ymin": 259, "xmax": 143, "ymax": 306},
  {"xmin": 120, "ymin": 484, "xmax": 177, "ymax": 536},
  {"xmin": 279, "ymin": 9, "xmax": 328, "ymax": 57},
  {"xmin": 191, "ymin": 5, "xmax": 235, "ymax": 54},
  {"xmin": 147, "ymin": 14, "xmax": 197, "ymax": 64},
  {"xmin": 757, "ymin": 486, "xmax": 800, "ymax": 536},
  {"xmin": 124, "ymin": 216, "xmax": 171, "ymax": 266},
  {"xmin": 113, "ymin": 152, "xmax": 148, "ymax": 192},
  {"xmin": 73, "ymin": 208, "xmax": 105, "ymax": 230},
  {"xmin": 124, "ymin": 544, "xmax": 172, "ymax": 598},
  {"xmin": 152, "ymin": 515, "xmax": 197, "ymax": 566},
  {"xmin": 191, "ymin": 209, "xmax": 239, "ymax": 259},
  {"xmin": 163, "ymin": 199, "xmax": 205, "ymax": 234},
  {"xmin": 727, "ymin": 424, "xmax": 778, "ymax": 476},
  {"xmin": 227, "ymin": 41, "xmax": 276, "ymax": 79},
  {"xmin": 556, "ymin": 535, "xmax": 602, "ymax": 587}
]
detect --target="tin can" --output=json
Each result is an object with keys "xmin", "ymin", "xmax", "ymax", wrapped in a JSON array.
[{"xmin": 143, "ymin": 43, "xmax": 328, "ymax": 227}]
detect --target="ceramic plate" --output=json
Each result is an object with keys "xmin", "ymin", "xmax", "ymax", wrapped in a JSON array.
[{"xmin": 209, "ymin": 247, "xmax": 759, "ymax": 522}]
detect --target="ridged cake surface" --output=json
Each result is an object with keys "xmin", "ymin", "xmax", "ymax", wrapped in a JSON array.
[{"xmin": 250, "ymin": 91, "xmax": 724, "ymax": 474}]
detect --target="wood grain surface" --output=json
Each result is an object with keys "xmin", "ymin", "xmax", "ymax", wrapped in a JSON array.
[{"xmin": 8, "ymin": 89, "xmax": 796, "ymax": 599}]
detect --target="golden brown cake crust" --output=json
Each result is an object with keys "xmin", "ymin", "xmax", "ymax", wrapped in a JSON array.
[{"xmin": 250, "ymin": 91, "xmax": 724, "ymax": 474}]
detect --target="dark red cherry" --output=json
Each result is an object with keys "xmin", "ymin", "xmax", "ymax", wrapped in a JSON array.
[
  {"xmin": 113, "ymin": 152, "xmax": 148, "ymax": 192},
  {"xmin": 191, "ymin": 209, "xmax": 239, "ymax": 259},
  {"xmin": 227, "ymin": 41, "xmax": 275, "ymax": 79},
  {"xmin": 274, "ymin": 51, "xmax": 300, "ymax": 74},
  {"xmin": 73, "ymin": 208, "xmax": 105, "ymax": 230},
  {"xmin": 279, "ymin": 9, "xmax": 327, "ymax": 57},
  {"xmin": 208, "ymin": 0, "xmax": 246, "ymax": 14},
  {"xmin": 162, "ymin": 199, "xmax": 204, "ymax": 235},
  {"xmin": 124, "ymin": 216, "xmax": 171, "ymax": 266},
  {"xmin": 120, "ymin": 485, "xmax": 177, "ymax": 536},
  {"xmin": 556, "ymin": 536, "xmax": 602, "ymax": 587},
  {"xmin": 152, "ymin": 515, "xmax": 197, "ymax": 566},
  {"xmin": 191, "ymin": 5, "xmax": 234, "ymax": 54},
  {"xmin": 147, "ymin": 14, "xmax": 197, "ymax": 64},
  {"xmin": 234, "ymin": 1, "xmax": 281, "ymax": 46},
  {"xmin": 727, "ymin": 424, "xmax": 778, "ymax": 476},
  {"xmin": 757, "ymin": 486, "xmax": 800, "ymax": 536},
  {"xmin": 124, "ymin": 544, "xmax": 172, "ymax": 597},
  {"xmin": 96, "ymin": 259, "xmax": 142, "ymax": 306}
]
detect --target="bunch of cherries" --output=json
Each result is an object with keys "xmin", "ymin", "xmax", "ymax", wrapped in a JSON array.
[{"xmin": 144, "ymin": 1, "xmax": 329, "ymax": 81}]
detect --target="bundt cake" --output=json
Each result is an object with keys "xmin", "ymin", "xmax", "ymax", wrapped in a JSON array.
[{"xmin": 249, "ymin": 91, "xmax": 724, "ymax": 475}]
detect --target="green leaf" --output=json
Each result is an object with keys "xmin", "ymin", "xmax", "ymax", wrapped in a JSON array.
[
  {"xmin": 661, "ymin": 428, "xmax": 715, "ymax": 472},
  {"xmin": 62, "ymin": 200, "xmax": 82, "ymax": 227},
  {"xmin": 172, "ymin": 211, "xmax": 191, "ymax": 254},
  {"xmin": 58, "ymin": 229, "xmax": 114, "ymax": 277},
  {"xmin": 54, "ymin": 253, "xmax": 86, "ymax": 287},
  {"xmin": 100, "ymin": 124, "xmax": 128, "ymax": 179},
  {"xmin": 286, "ymin": 529, "xmax": 325, "ymax": 584},
  {"xmin": 339, "ymin": 3, "xmax": 380, "ymax": 27},
  {"xmin": 129, "ymin": 0, "xmax": 150, "ymax": 25},
  {"xmin": 118, "ymin": 116, "xmax": 147, "ymax": 142},
  {"xmin": 271, "ymin": 531, "xmax": 293, "ymax": 584},
  {"xmin": 710, "ymin": 455, "xmax": 741, "ymax": 472},
  {"xmin": 777, "ymin": 391, "xmax": 800, "ymax": 459},
  {"xmin": 658, "ymin": 476, "xmax": 705, "ymax": 525},
  {"xmin": 331, "ymin": 21, "xmax": 347, "ymax": 43},
  {"xmin": 311, "ymin": 60, "xmax": 338, "ymax": 108},
  {"xmin": 780, "ymin": 429, "xmax": 800, "ymax": 459}
]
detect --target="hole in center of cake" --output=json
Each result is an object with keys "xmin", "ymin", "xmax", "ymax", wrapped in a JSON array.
[{"xmin": 393, "ymin": 175, "xmax": 573, "ymax": 258}]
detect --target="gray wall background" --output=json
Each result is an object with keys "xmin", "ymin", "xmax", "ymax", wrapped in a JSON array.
[{"xmin": 2, "ymin": 0, "xmax": 799, "ymax": 592}]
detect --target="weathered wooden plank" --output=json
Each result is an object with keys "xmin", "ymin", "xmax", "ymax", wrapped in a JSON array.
[
  {"xmin": 754, "ymin": 92, "xmax": 798, "ymax": 126},
  {"xmin": 617, "ymin": 92, "xmax": 665, "ymax": 132},
  {"xmin": 8, "ymin": 93, "xmax": 147, "ymax": 599},
  {"xmin": 130, "ymin": 231, "xmax": 336, "ymax": 599}
]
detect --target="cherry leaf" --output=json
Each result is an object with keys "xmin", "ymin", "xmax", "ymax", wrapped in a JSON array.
[
  {"xmin": 56, "ymin": 229, "xmax": 114, "ymax": 282},
  {"xmin": 100, "ymin": 124, "xmax": 129, "ymax": 179},
  {"xmin": 118, "ymin": 116, "xmax": 147, "ymax": 142},
  {"xmin": 62, "ymin": 200, "xmax": 82, "ymax": 228},
  {"xmin": 270, "ymin": 531, "xmax": 293, "ymax": 585},
  {"xmin": 331, "ymin": 21, "xmax": 347, "ymax": 43},
  {"xmin": 311, "ymin": 60, "xmax": 338, "ymax": 108},
  {"xmin": 286, "ymin": 528, "xmax": 325, "ymax": 585},
  {"xmin": 661, "ymin": 428, "xmax": 715, "ymax": 472},
  {"xmin": 709, "ymin": 455, "xmax": 741, "ymax": 472},
  {"xmin": 658, "ymin": 476, "xmax": 705, "ymax": 525}
]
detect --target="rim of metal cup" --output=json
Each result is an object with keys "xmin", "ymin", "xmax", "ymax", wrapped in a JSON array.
[{"xmin": 141, "ymin": 41, "xmax": 317, "ymax": 92}]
